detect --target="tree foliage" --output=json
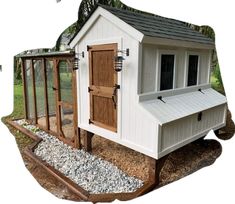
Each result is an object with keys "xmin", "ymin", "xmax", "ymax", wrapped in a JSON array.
[
  {"xmin": 77, "ymin": 0, "xmax": 135, "ymax": 30},
  {"xmin": 214, "ymin": 63, "xmax": 223, "ymax": 87},
  {"xmin": 188, "ymin": 24, "xmax": 215, "ymax": 41}
]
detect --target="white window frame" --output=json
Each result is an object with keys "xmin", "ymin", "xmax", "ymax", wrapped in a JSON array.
[
  {"xmin": 156, "ymin": 50, "xmax": 177, "ymax": 91},
  {"xmin": 184, "ymin": 51, "xmax": 201, "ymax": 87}
]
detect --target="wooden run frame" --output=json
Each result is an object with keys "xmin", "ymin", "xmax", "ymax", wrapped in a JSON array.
[
  {"xmin": 7, "ymin": 119, "xmax": 167, "ymax": 202},
  {"xmin": 19, "ymin": 52, "xmax": 80, "ymax": 149}
]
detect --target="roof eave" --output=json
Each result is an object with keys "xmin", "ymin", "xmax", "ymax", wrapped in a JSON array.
[
  {"xmin": 143, "ymin": 36, "xmax": 215, "ymax": 49},
  {"xmin": 69, "ymin": 6, "xmax": 144, "ymax": 48}
]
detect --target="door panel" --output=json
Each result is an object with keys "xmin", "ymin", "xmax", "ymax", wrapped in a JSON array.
[
  {"xmin": 92, "ymin": 50, "xmax": 115, "ymax": 87},
  {"xmin": 56, "ymin": 59, "xmax": 78, "ymax": 144},
  {"xmin": 93, "ymin": 95, "xmax": 116, "ymax": 128},
  {"xmin": 89, "ymin": 44, "xmax": 118, "ymax": 132}
]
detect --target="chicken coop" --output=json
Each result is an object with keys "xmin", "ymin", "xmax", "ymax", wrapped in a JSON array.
[{"xmin": 15, "ymin": 4, "xmax": 228, "ymax": 201}]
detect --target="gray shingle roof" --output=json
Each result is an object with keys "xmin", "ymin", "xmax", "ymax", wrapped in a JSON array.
[{"xmin": 100, "ymin": 5, "xmax": 214, "ymax": 45}]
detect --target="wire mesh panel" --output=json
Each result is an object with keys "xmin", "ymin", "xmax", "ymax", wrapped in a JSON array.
[
  {"xmin": 46, "ymin": 60, "xmax": 57, "ymax": 133},
  {"xmin": 24, "ymin": 60, "xmax": 34, "ymax": 120},
  {"xmin": 58, "ymin": 60, "xmax": 74, "ymax": 140},
  {"xmin": 59, "ymin": 60, "xmax": 73, "ymax": 104},
  {"xmin": 60, "ymin": 105, "xmax": 74, "ymax": 140},
  {"xmin": 33, "ymin": 60, "xmax": 46, "ymax": 126}
]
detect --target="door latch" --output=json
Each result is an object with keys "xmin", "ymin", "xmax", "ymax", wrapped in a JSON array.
[{"xmin": 112, "ymin": 84, "xmax": 120, "ymax": 109}]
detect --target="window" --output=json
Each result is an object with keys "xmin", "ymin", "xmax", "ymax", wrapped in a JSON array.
[
  {"xmin": 187, "ymin": 55, "xmax": 199, "ymax": 86},
  {"xmin": 160, "ymin": 54, "xmax": 175, "ymax": 91}
]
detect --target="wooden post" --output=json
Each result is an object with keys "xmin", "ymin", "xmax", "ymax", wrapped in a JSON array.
[
  {"xmin": 148, "ymin": 155, "xmax": 168, "ymax": 187},
  {"xmin": 84, "ymin": 131, "xmax": 94, "ymax": 152},
  {"xmin": 71, "ymin": 57, "xmax": 81, "ymax": 149},
  {"xmin": 21, "ymin": 59, "xmax": 28, "ymax": 119},
  {"xmin": 42, "ymin": 58, "xmax": 49, "ymax": 130},
  {"xmin": 31, "ymin": 59, "xmax": 37, "ymax": 124}
]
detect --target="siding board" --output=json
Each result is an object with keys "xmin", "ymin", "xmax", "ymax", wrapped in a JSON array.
[{"xmin": 161, "ymin": 104, "xmax": 226, "ymax": 152}]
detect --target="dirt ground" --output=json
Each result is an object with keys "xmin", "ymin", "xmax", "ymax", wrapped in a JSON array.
[{"xmin": 4, "ymin": 109, "xmax": 235, "ymax": 202}]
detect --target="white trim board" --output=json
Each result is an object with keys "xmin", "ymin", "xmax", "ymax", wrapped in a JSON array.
[
  {"xmin": 157, "ymin": 49, "xmax": 178, "ymax": 91},
  {"xmin": 143, "ymin": 36, "xmax": 215, "ymax": 50},
  {"xmin": 139, "ymin": 84, "xmax": 211, "ymax": 102},
  {"xmin": 184, "ymin": 51, "xmax": 201, "ymax": 87}
]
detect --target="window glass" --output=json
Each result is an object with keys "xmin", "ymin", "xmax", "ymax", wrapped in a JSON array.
[
  {"xmin": 187, "ymin": 55, "xmax": 199, "ymax": 86},
  {"xmin": 160, "ymin": 54, "xmax": 175, "ymax": 91}
]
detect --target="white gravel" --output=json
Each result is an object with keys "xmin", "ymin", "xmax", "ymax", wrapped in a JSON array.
[{"xmin": 16, "ymin": 119, "xmax": 143, "ymax": 194}]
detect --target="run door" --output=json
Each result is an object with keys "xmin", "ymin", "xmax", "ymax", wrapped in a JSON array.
[
  {"xmin": 88, "ymin": 44, "xmax": 118, "ymax": 132},
  {"xmin": 55, "ymin": 58, "xmax": 79, "ymax": 147}
]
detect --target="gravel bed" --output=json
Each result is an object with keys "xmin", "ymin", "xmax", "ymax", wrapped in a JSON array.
[{"xmin": 16, "ymin": 119, "xmax": 143, "ymax": 194}]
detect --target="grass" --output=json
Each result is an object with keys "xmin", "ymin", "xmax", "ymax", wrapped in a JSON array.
[
  {"xmin": 1, "ymin": 84, "xmax": 34, "ymax": 152},
  {"xmin": 12, "ymin": 84, "xmax": 25, "ymax": 118}
]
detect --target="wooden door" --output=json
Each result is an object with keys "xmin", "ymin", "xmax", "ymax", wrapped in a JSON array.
[
  {"xmin": 88, "ymin": 44, "xmax": 118, "ymax": 132},
  {"xmin": 54, "ymin": 58, "xmax": 79, "ymax": 147}
]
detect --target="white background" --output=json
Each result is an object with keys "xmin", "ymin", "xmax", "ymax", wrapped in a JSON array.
[{"xmin": 0, "ymin": 0, "xmax": 234, "ymax": 203}]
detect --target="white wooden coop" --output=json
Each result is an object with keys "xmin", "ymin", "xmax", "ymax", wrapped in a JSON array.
[{"xmin": 69, "ymin": 5, "xmax": 227, "ymax": 159}]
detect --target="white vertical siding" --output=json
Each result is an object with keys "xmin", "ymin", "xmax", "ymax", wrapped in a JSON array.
[
  {"xmin": 76, "ymin": 16, "xmax": 158, "ymax": 158},
  {"xmin": 176, "ymin": 50, "xmax": 186, "ymax": 88},
  {"xmin": 141, "ymin": 44, "xmax": 157, "ymax": 93},
  {"xmin": 160, "ymin": 104, "xmax": 226, "ymax": 155},
  {"xmin": 199, "ymin": 51, "xmax": 210, "ymax": 84}
]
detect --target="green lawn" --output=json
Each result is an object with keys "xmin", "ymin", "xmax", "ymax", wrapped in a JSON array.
[
  {"xmin": 11, "ymin": 84, "xmax": 25, "ymax": 119},
  {"xmin": 2, "ymin": 84, "xmax": 34, "ymax": 152}
]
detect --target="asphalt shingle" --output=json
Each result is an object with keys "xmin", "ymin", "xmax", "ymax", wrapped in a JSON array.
[{"xmin": 100, "ymin": 5, "xmax": 214, "ymax": 45}]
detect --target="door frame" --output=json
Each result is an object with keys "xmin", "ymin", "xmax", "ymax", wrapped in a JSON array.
[
  {"xmin": 88, "ymin": 43, "xmax": 118, "ymax": 132},
  {"xmin": 54, "ymin": 57, "xmax": 79, "ymax": 147}
]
